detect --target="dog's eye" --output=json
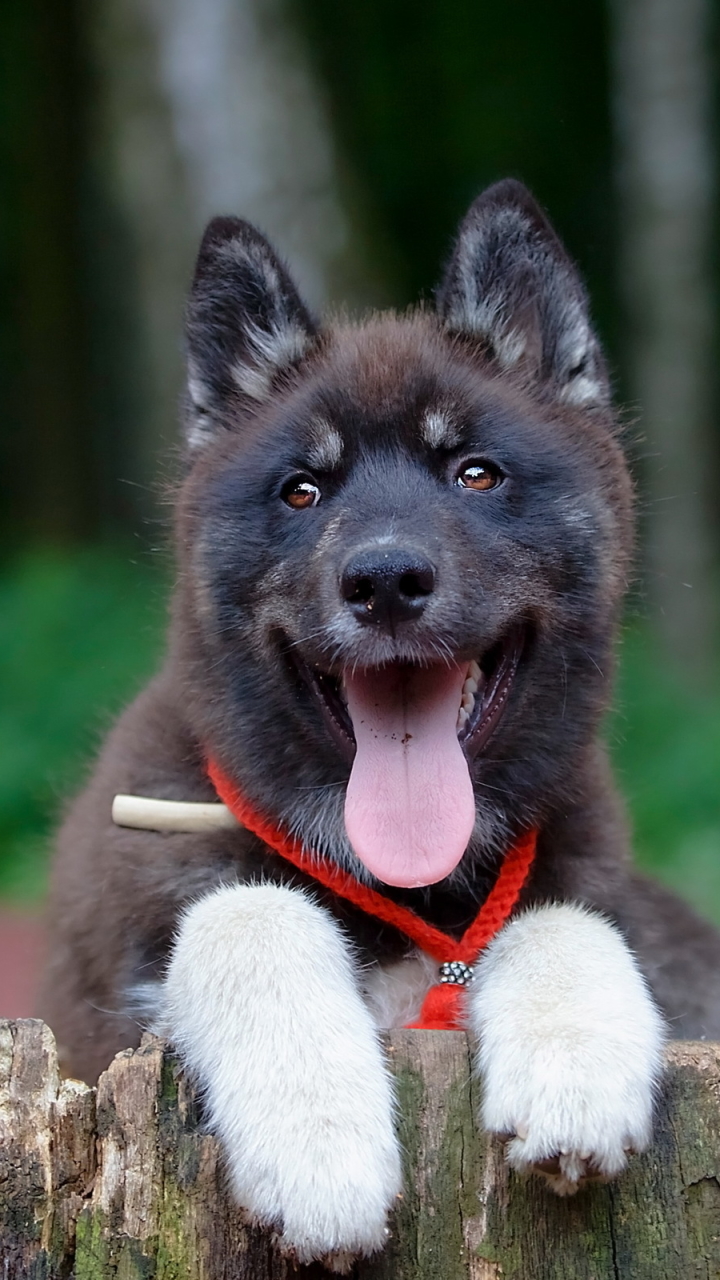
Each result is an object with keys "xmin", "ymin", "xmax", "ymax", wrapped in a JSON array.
[
  {"xmin": 456, "ymin": 461, "xmax": 503, "ymax": 491},
  {"xmin": 281, "ymin": 475, "xmax": 322, "ymax": 509}
]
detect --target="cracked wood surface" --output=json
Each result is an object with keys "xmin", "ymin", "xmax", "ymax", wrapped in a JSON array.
[{"xmin": 2, "ymin": 1020, "xmax": 720, "ymax": 1278}]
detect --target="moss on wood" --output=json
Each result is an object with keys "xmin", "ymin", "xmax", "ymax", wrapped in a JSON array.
[{"xmin": 3, "ymin": 1021, "xmax": 720, "ymax": 1278}]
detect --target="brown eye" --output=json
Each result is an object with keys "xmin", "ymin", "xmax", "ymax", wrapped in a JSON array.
[
  {"xmin": 281, "ymin": 475, "xmax": 321, "ymax": 509},
  {"xmin": 456, "ymin": 461, "xmax": 503, "ymax": 492}
]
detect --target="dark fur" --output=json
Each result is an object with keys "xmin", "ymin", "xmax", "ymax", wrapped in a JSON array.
[{"xmin": 40, "ymin": 180, "xmax": 720, "ymax": 1084}]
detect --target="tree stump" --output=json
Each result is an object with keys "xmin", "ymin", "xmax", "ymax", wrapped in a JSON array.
[{"xmin": 2, "ymin": 1018, "xmax": 720, "ymax": 1278}]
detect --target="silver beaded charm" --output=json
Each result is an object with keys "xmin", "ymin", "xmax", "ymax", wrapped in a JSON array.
[{"xmin": 438, "ymin": 960, "xmax": 475, "ymax": 986}]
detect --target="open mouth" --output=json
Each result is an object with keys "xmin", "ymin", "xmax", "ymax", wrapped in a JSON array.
[
  {"xmin": 292, "ymin": 631, "xmax": 524, "ymax": 890},
  {"xmin": 302, "ymin": 631, "xmax": 523, "ymax": 762}
]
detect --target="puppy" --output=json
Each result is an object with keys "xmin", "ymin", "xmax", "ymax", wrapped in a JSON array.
[{"xmin": 40, "ymin": 179, "xmax": 720, "ymax": 1266}]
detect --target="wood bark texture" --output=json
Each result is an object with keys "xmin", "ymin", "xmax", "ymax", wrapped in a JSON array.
[{"xmin": 2, "ymin": 1019, "xmax": 720, "ymax": 1278}]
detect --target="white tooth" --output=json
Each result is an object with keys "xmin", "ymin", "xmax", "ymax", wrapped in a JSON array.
[
  {"xmin": 463, "ymin": 678, "xmax": 478, "ymax": 695},
  {"xmin": 457, "ymin": 707, "xmax": 469, "ymax": 730},
  {"xmin": 461, "ymin": 693, "xmax": 474, "ymax": 713},
  {"xmin": 469, "ymin": 660, "xmax": 482, "ymax": 682}
]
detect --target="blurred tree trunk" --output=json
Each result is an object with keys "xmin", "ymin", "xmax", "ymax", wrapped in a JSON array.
[
  {"xmin": 82, "ymin": 0, "xmax": 384, "ymax": 531},
  {"xmin": 0, "ymin": 0, "xmax": 94, "ymax": 543},
  {"xmin": 612, "ymin": 0, "xmax": 717, "ymax": 678}
]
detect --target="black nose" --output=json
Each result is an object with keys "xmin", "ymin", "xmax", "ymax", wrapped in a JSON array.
[{"xmin": 341, "ymin": 549, "xmax": 436, "ymax": 628}]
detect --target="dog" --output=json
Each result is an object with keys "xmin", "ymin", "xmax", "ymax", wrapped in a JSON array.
[{"xmin": 40, "ymin": 179, "xmax": 720, "ymax": 1267}]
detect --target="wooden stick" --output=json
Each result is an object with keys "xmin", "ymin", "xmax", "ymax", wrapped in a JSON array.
[{"xmin": 111, "ymin": 794, "xmax": 239, "ymax": 833}]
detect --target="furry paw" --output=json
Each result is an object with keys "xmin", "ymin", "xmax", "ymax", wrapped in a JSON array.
[
  {"xmin": 162, "ymin": 882, "xmax": 401, "ymax": 1265},
  {"xmin": 496, "ymin": 1068, "xmax": 648, "ymax": 1195},
  {"xmin": 230, "ymin": 1109, "xmax": 401, "ymax": 1266},
  {"xmin": 469, "ymin": 902, "xmax": 666, "ymax": 1195}
]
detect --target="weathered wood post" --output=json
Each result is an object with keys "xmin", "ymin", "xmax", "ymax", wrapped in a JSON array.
[{"xmin": 2, "ymin": 1018, "xmax": 720, "ymax": 1278}]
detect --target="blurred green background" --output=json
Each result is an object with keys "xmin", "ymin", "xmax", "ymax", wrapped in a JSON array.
[{"xmin": 1, "ymin": 0, "xmax": 719, "ymax": 917}]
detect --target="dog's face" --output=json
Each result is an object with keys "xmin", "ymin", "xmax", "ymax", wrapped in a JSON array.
[{"xmin": 175, "ymin": 181, "xmax": 632, "ymax": 891}]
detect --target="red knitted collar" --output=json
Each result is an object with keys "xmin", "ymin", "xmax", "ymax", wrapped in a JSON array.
[{"xmin": 208, "ymin": 758, "xmax": 537, "ymax": 1030}]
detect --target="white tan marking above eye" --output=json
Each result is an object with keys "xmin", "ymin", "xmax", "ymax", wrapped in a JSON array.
[
  {"xmin": 306, "ymin": 419, "xmax": 344, "ymax": 470},
  {"xmin": 422, "ymin": 409, "xmax": 461, "ymax": 449}
]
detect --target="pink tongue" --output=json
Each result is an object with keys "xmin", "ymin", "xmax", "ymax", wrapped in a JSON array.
[{"xmin": 343, "ymin": 663, "xmax": 476, "ymax": 888}]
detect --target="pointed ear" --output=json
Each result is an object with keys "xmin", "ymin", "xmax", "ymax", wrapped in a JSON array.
[
  {"xmin": 436, "ymin": 180, "xmax": 609, "ymax": 408},
  {"xmin": 184, "ymin": 217, "xmax": 318, "ymax": 449}
]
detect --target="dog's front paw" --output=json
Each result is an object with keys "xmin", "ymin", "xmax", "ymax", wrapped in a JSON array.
[
  {"xmin": 487, "ymin": 1052, "xmax": 651, "ymax": 1195},
  {"xmin": 470, "ymin": 903, "xmax": 666, "ymax": 1195},
  {"xmin": 163, "ymin": 883, "xmax": 402, "ymax": 1270},
  {"xmin": 228, "ymin": 1108, "xmax": 401, "ymax": 1269}
]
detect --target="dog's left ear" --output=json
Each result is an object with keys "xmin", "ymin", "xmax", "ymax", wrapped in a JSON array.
[
  {"xmin": 436, "ymin": 180, "xmax": 609, "ymax": 408},
  {"xmin": 184, "ymin": 217, "xmax": 318, "ymax": 449}
]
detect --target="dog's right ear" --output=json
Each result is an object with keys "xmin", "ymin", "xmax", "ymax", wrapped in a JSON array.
[{"xmin": 184, "ymin": 218, "xmax": 318, "ymax": 450}]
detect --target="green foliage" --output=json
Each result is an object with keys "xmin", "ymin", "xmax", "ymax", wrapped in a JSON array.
[
  {"xmin": 1, "ymin": 548, "xmax": 719, "ymax": 926},
  {"xmin": 0, "ymin": 546, "xmax": 167, "ymax": 898},
  {"xmin": 609, "ymin": 626, "xmax": 720, "ymax": 922}
]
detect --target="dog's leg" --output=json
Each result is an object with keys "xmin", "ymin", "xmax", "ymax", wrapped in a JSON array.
[
  {"xmin": 468, "ymin": 902, "xmax": 666, "ymax": 1194},
  {"xmin": 161, "ymin": 882, "xmax": 401, "ymax": 1269}
]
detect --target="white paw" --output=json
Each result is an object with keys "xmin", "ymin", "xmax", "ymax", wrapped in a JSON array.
[
  {"xmin": 229, "ymin": 1107, "xmax": 401, "ymax": 1267},
  {"xmin": 489, "ymin": 1044, "xmax": 653, "ymax": 1195},
  {"xmin": 162, "ymin": 881, "xmax": 402, "ymax": 1265},
  {"xmin": 469, "ymin": 902, "xmax": 666, "ymax": 1195}
]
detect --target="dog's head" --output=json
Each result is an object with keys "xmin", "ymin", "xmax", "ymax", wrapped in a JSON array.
[{"xmin": 174, "ymin": 180, "xmax": 632, "ymax": 890}]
